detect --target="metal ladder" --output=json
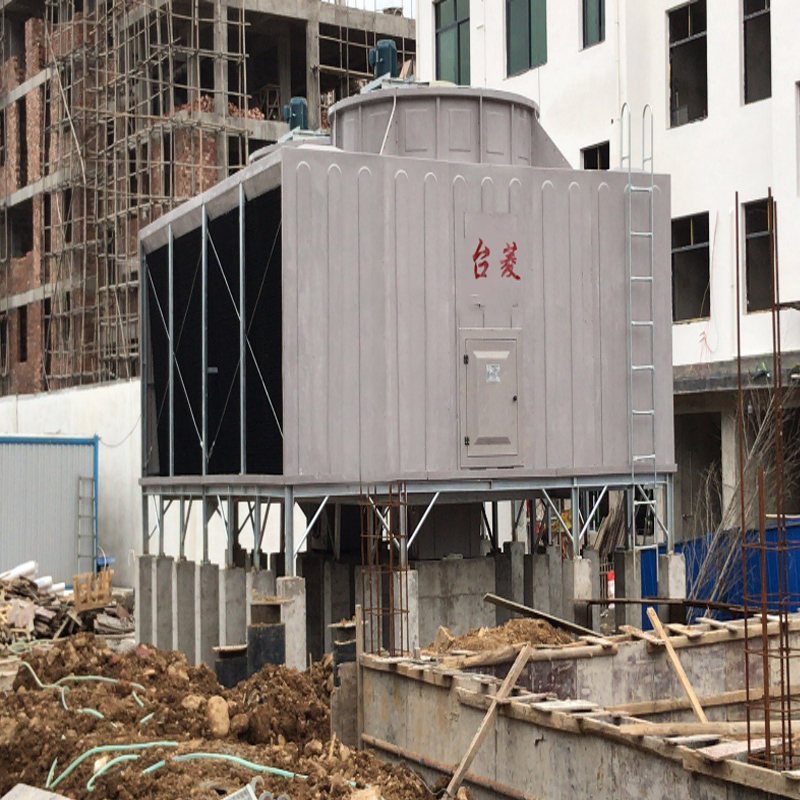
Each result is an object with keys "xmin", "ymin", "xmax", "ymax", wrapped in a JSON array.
[
  {"xmin": 77, "ymin": 476, "xmax": 97, "ymax": 575},
  {"xmin": 620, "ymin": 104, "xmax": 659, "ymax": 547}
]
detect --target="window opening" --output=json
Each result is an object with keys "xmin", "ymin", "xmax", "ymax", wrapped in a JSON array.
[
  {"xmin": 435, "ymin": 0, "xmax": 470, "ymax": 85},
  {"xmin": 18, "ymin": 305, "xmax": 27, "ymax": 363},
  {"xmin": 507, "ymin": 0, "xmax": 547, "ymax": 77},
  {"xmin": 0, "ymin": 314, "xmax": 8, "ymax": 375},
  {"xmin": 583, "ymin": 0, "xmax": 605, "ymax": 48},
  {"xmin": 744, "ymin": 198, "xmax": 772, "ymax": 313},
  {"xmin": 669, "ymin": 0, "xmax": 707, "ymax": 127},
  {"xmin": 672, "ymin": 212, "xmax": 710, "ymax": 321},
  {"xmin": 744, "ymin": 0, "xmax": 771, "ymax": 104},
  {"xmin": 581, "ymin": 141, "xmax": 610, "ymax": 170}
]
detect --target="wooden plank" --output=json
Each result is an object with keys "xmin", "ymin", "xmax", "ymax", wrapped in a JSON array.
[
  {"xmin": 531, "ymin": 699, "xmax": 599, "ymax": 713},
  {"xmin": 697, "ymin": 616, "xmax": 739, "ymax": 633},
  {"xmin": 608, "ymin": 688, "xmax": 754, "ymax": 716},
  {"xmin": 663, "ymin": 734, "xmax": 722, "ymax": 748},
  {"xmin": 647, "ymin": 608, "xmax": 708, "ymax": 723},
  {"xmin": 482, "ymin": 593, "xmax": 596, "ymax": 638},
  {"xmin": 681, "ymin": 745, "xmax": 800, "ymax": 800},
  {"xmin": 620, "ymin": 625, "xmax": 664, "ymax": 646},
  {"xmin": 666, "ymin": 623, "xmax": 702, "ymax": 640},
  {"xmin": 621, "ymin": 721, "xmax": 766, "ymax": 737},
  {"xmin": 697, "ymin": 737, "xmax": 782, "ymax": 763},
  {"xmin": 582, "ymin": 634, "xmax": 615, "ymax": 649},
  {"xmin": 446, "ymin": 644, "xmax": 532, "ymax": 797}
]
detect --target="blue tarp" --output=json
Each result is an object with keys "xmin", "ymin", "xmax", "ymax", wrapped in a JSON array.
[{"xmin": 676, "ymin": 520, "xmax": 800, "ymax": 616}]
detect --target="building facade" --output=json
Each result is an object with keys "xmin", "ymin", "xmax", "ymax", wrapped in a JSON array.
[{"xmin": 418, "ymin": 0, "xmax": 800, "ymax": 539}]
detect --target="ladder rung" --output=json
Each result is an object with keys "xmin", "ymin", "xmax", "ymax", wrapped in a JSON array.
[
  {"xmin": 631, "ymin": 275, "xmax": 653, "ymax": 282},
  {"xmin": 631, "ymin": 321, "xmax": 653, "ymax": 327},
  {"xmin": 633, "ymin": 455, "xmax": 656, "ymax": 462},
  {"xmin": 632, "ymin": 365, "xmax": 655, "ymax": 371},
  {"xmin": 632, "ymin": 410, "xmax": 655, "ymax": 416},
  {"xmin": 630, "ymin": 231, "xmax": 653, "ymax": 238},
  {"xmin": 630, "ymin": 185, "xmax": 653, "ymax": 193}
]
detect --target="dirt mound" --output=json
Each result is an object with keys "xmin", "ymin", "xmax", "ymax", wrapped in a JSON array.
[
  {"xmin": 227, "ymin": 660, "xmax": 333, "ymax": 746},
  {"xmin": 0, "ymin": 635, "xmax": 433, "ymax": 800},
  {"xmin": 430, "ymin": 617, "xmax": 573, "ymax": 653}
]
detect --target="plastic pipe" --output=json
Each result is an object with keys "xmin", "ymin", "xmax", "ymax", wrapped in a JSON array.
[
  {"xmin": 86, "ymin": 754, "xmax": 140, "ymax": 791},
  {"xmin": 50, "ymin": 741, "xmax": 179, "ymax": 789}
]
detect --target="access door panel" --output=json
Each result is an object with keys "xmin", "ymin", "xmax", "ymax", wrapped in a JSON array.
[{"xmin": 464, "ymin": 338, "xmax": 519, "ymax": 460}]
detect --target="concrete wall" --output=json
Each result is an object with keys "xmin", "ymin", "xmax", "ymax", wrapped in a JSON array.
[
  {"xmin": 361, "ymin": 663, "xmax": 772, "ymax": 800},
  {"xmin": 416, "ymin": 0, "xmax": 800, "ymax": 370},
  {"xmin": 414, "ymin": 557, "xmax": 496, "ymax": 646},
  {"xmin": 0, "ymin": 381, "xmax": 141, "ymax": 586}
]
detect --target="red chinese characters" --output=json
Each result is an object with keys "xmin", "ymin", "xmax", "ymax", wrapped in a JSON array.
[
  {"xmin": 471, "ymin": 239, "xmax": 521, "ymax": 280},
  {"xmin": 473, "ymin": 239, "xmax": 490, "ymax": 279},
  {"xmin": 500, "ymin": 242, "xmax": 520, "ymax": 280}
]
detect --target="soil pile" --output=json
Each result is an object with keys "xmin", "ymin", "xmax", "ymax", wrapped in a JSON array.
[
  {"xmin": 0, "ymin": 634, "xmax": 433, "ymax": 800},
  {"xmin": 430, "ymin": 617, "xmax": 573, "ymax": 653}
]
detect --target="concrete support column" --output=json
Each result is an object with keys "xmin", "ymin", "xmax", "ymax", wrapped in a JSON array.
[
  {"xmin": 155, "ymin": 555, "xmax": 174, "ymax": 650},
  {"xmin": 199, "ymin": 562, "xmax": 220, "ymax": 667},
  {"xmin": 583, "ymin": 549, "xmax": 602, "ymax": 630},
  {"xmin": 214, "ymin": 0, "xmax": 229, "ymax": 173},
  {"xmin": 721, "ymin": 406, "xmax": 738, "ymax": 517},
  {"xmin": 658, "ymin": 552, "xmax": 687, "ymax": 624},
  {"xmin": 564, "ymin": 556, "xmax": 594, "ymax": 629},
  {"xmin": 356, "ymin": 568, "xmax": 382, "ymax": 653},
  {"xmin": 136, "ymin": 554, "xmax": 156, "ymax": 645},
  {"xmin": 548, "ymin": 543, "xmax": 564, "ymax": 620},
  {"xmin": 222, "ymin": 567, "xmax": 247, "ymax": 646},
  {"xmin": 614, "ymin": 550, "xmax": 641, "ymax": 630},
  {"xmin": 495, "ymin": 541, "xmax": 525, "ymax": 624},
  {"xmin": 531, "ymin": 552, "xmax": 550, "ymax": 614},
  {"xmin": 277, "ymin": 23, "xmax": 292, "ymax": 111},
  {"xmin": 393, "ymin": 569, "xmax": 418, "ymax": 654},
  {"xmin": 278, "ymin": 576, "xmax": 307, "ymax": 671},
  {"xmin": 176, "ymin": 559, "xmax": 197, "ymax": 664},
  {"xmin": 305, "ymin": 14, "xmax": 320, "ymax": 130}
]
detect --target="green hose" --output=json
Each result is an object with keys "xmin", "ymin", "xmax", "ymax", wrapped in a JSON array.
[
  {"xmin": 77, "ymin": 708, "xmax": 105, "ymax": 720},
  {"xmin": 144, "ymin": 753, "xmax": 307, "ymax": 780},
  {"xmin": 140, "ymin": 712, "xmax": 154, "ymax": 724},
  {"xmin": 17, "ymin": 660, "xmax": 145, "ymax": 692},
  {"xmin": 132, "ymin": 690, "xmax": 145, "ymax": 707},
  {"xmin": 86, "ymin": 754, "xmax": 140, "ymax": 791},
  {"xmin": 49, "ymin": 741, "xmax": 179, "ymax": 789}
]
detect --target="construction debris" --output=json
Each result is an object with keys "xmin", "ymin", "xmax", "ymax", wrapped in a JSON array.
[
  {"xmin": 427, "ymin": 617, "xmax": 572, "ymax": 655},
  {"xmin": 0, "ymin": 567, "xmax": 132, "ymax": 647},
  {"xmin": 0, "ymin": 635, "xmax": 434, "ymax": 800}
]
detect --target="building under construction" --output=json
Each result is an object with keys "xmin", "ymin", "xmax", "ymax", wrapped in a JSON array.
[{"xmin": 0, "ymin": 0, "xmax": 415, "ymax": 395}]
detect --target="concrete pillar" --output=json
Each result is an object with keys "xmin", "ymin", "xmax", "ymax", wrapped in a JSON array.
[
  {"xmin": 721, "ymin": 406, "xmax": 738, "ymax": 517},
  {"xmin": 278, "ymin": 576, "xmax": 307, "ymax": 671},
  {"xmin": 199, "ymin": 563, "xmax": 220, "ymax": 667},
  {"xmin": 391, "ymin": 569, "xmax": 418, "ymax": 654},
  {"xmin": 658, "ymin": 552, "xmax": 687, "ymax": 624},
  {"xmin": 614, "ymin": 550, "xmax": 641, "ymax": 630},
  {"xmin": 495, "ymin": 541, "xmax": 525, "ymax": 624},
  {"xmin": 176, "ymin": 559, "xmax": 197, "ymax": 665},
  {"xmin": 155, "ymin": 555, "xmax": 174, "ymax": 650},
  {"xmin": 136, "ymin": 554, "xmax": 156, "ymax": 645},
  {"xmin": 583, "ymin": 549, "xmax": 602, "ymax": 630},
  {"xmin": 305, "ymin": 15, "xmax": 320, "ymax": 130},
  {"xmin": 277, "ymin": 23, "xmax": 292, "ymax": 111},
  {"xmin": 567, "ymin": 556, "xmax": 594, "ymax": 629},
  {"xmin": 548, "ymin": 543, "xmax": 564, "ymax": 620},
  {"xmin": 356, "ymin": 568, "xmax": 382, "ymax": 653},
  {"xmin": 214, "ymin": 0, "xmax": 229, "ymax": 172},
  {"xmin": 223, "ymin": 567, "xmax": 247, "ymax": 646},
  {"xmin": 531, "ymin": 552, "xmax": 550, "ymax": 613}
]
